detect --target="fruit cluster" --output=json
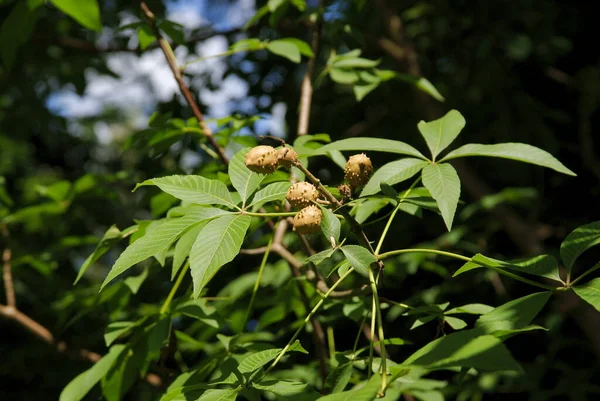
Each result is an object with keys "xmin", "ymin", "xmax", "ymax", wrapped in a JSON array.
[{"xmin": 245, "ymin": 145, "xmax": 373, "ymax": 234}]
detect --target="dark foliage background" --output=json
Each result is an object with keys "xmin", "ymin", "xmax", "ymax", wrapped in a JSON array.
[{"xmin": 1, "ymin": 0, "xmax": 599, "ymax": 400}]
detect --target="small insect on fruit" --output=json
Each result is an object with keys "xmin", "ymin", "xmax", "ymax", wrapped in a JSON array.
[
  {"xmin": 286, "ymin": 182, "xmax": 319, "ymax": 209},
  {"xmin": 245, "ymin": 146, "xmax": 279, "ymax": 174},
  {"xmin": 344, "ymin": 153, "xmax": 373, "ymax": 188},
  {"xmin": 293, "ymin": 205, "xmax": 323, "ymax": 234},
  {"xmin": 276, "ymin": 147, "xmax": 299, "ymax": 168}
]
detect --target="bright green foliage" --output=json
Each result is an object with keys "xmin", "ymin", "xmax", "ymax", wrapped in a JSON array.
[
  {"xmin": 50, "ymin": 0, "xmax": 102, "ymax": 31},
  {"xmin": 417, "ymin": 110, "xmax": 466, "ymax": 160},
  {"xmin": 422, "ymin": 163, "xmax": 461, "ymax": 231},
  {"xmin": 3, "ymin": 2, "xmax": 598, "ymax": 401},
  {"xmin": 189, "ymin": 214, "xmax": 251, "ymax": 297},
  {"xmin": 573, "ymin": 278, "xmax": 600, "ymax": 312}
]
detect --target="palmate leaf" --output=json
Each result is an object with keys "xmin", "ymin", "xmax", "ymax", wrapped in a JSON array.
[
  {"xmin": 312, "ymin": 138, "xmax": 427, "ymax": 160},
  {"xmin": 440, "ymin": 143, "xmax": 576, "ymax": 176},
  {"xmin": 403, "ymin": 329, "xmax": 522, "ymax": 372},
  {"xmin": 573, "ymin": 278, "xmax": 600, "ymax": 313},
  {"xmin": 361, "ymin": 158, "xmax": 428, "ymax": 196},
  {"xmin": 101, "ymin": 208, "xmax": 229, "ymax": 289},
  {"xmin": 238, "ymin": 342, "xmax": 306, "ymax": 374},
  {"xmin": 189, "ymin": 214, "xmax": 251, "ymax": 297},
  {"xmin": 74, "ymin": 224, "xmax": 138, "ymax": 284},
  {"xmin": 229, "ymin": 148, "xmax": 265, "ymax": 204},
  {"xmin": 475, "ymin": 292, "xmax": 551, "ymax": 334},
  {"xmin": 249, "ymin": 181, "xmax": 291, "ymax": 210},
  {"xmin": 136, "ymin": 175, "xmax": 237, "ymax": 208},
  {"xmin": 59, "ymin": 345, "xmax": 125, "ymax": 401},
  {"xmin": 172, "ymin": 223, "xmax": 206, "ymax": 280},
  {"xmin": 455, "ymin": 253, "xmax": 563, "ymax": 282},
  {"xmin": 421, "ymin": 163, "xmax": 461, "ymax": 231},
  {"xmin": 160, "ymin": 387, "xmax": 239, "ymax": 401},
  {"xmin": 316, "ymin": 374, "xmax": 381, "ymax": 401},
  {"xmin": 50, "ymin": 0, "xmax": 102, "ymax": 31},
  {"xmin": 560, "ymin": 221, "xmax": 600, "ymax": 274},
  {"xmin": 340, "ymin": 245, "xmax": 376, "ymax": 277},
  {"xmin": 417, "ymin": 110, "xmax": 466, "ymax": 160}
]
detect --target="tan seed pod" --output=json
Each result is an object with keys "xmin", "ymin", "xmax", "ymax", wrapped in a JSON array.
[
  {"xmin": 286, "ymin": 182, "xmax": 319, "ymax": 209},
  {"xmin": 344, "ymin": 153, "xmax": 373, "ymax": 187},
  {"xmin": 293, "ymin": 205, "xmax": 323, "ymax": 234},
  {"xmin": 245, "ymin": 146, "xmax": 279, "ymax": 174},
  {"xmin": 276, "ymin": 147, "xmax": 299, "ymax": 168},
  {"xmin": 338, "ymin": 183, "xmax": 352, "ymax": 203}
]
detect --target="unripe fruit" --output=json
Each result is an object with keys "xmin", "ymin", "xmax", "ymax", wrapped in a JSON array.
[
  {"xmin": 293, "ymin": 205, "xmax": 322, "ymax": 234},
  {"xmin": 245, "ymin": 146, "xmax": 279, "ymax": 174},
  {"xmin": 286, "ymin": 182, "xmax": 319, "ymax": 209},
  {"xmin": 276, "ymin": 147, "xmax": 298, "ymax": 168},
  {"xmin": 345, "ymin": 153, "xmax": 373, "ymax": 187}
]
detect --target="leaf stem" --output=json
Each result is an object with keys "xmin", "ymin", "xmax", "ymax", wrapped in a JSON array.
[
  {"xmin": 242, "ymin": 239, "xmax": 272, "ymax": 330},
  {"xmin": 377, "ymin": 248, "xmax": 472, "ymax": 262},
  {"xmin": 265, "ymin": 267, "xmax": 356, "ymax": 374},
  {"xmin": 368, "ymin": 268, "xmax": 387, "ymax": 395},
  {"xmin": 570, "ymin": 262, "xmax": 600, "ymax": 287},
  {"xmin": 374, "ymin": 177, "xmax": 421, "ymax": 255},
  {"xmin": 160, "ymin": 261, "xmax": 189, "ymax": 314}
]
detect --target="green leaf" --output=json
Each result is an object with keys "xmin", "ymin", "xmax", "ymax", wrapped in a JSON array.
[
  {"xmin": 161, "ymin": 387, "xmax": 239, "ymax": 401},
  {"xmin": 314, "ymin": 138, "xmax": 426, "ymax": 160},
  {"xmin": 59, "ymin": 345, "xmax": 125, "ymax": 401},
  {"xmin": 331, "ymin": 56, "xmax": 380, "ymax": 69},
  {"xmin": 560, "ymin": 221, "xmax": 600, "ymax": 274},
  {"xmin": 0, "ymin": 2, "xmax": 42, "ymax": 68},
  {"xmin": 444, "ymin": 316, "xmax": 467, "ymax": 330},
  {"xmin": 403, "ymin": 330, "xmax": 522, "ymax": 372},
  {"xmin": 316, "ymin": 374, "xmax": 381, "ymax": 401},
  {"xmin": 440, "ymin": 143, "xmax": 576, "ymax": 176},
  {"xmin": 476, "ymin": 292, "xmax": 551, "ymax": 334},
  {"xmin": 254, "ymin": 380, "xmax": 318, "ymax": 400},
  {"xmin": 453, "ymin": 261, "xmax": 483, "ymax": 277},
  {"xmin": 102, "ymin": 209, "xmax": 227, "ymax": 289},
  {"xmin": 189, "ymin": 214, "xmax": 251, "ymax": 297},
  {"xmin": 445, "ymin": 304, "xmax": 494, "ymax": 315},
  {"xmin": 573, "ymin": 278, "xmax": 600, "ymax": 313},
  {"xmin": 340, "ymin": 245, "xmax": 376, "ymax": 277},
  {"xmin": 172, "ymin": 223, "xmax": 205, "ymax": 280},
  {"xmin": 417, "ymin": 110, "xmax": 466, "ymax": 160},
  {"xmin": 176, "ymin": 299, "xmax": 222, "ymax": 328},
  {"xmin": 267, "ymin": 39, "xmax": 302, "ymax": 63},
  {"xmin": 324, "ymin": 363, "xmax": 353, "ymax": 393},
  {"xmin": 159, "ymin": 20, "xmax": 185, "ymax": 44},
  {"xmin": 136, "ymin": 175, "xmax": 236, "ymax": 209},
  {"xmin": 229, "ymin": 148, "xmax": 265, "ymax": 204},
  {"xmin": 421, "ymin": 163, "xmax": 461, "ymax": 231},
  {"xmin": 361, "ymin": 159, "xmax": 428, "ymax": 196},
  {"xmin": 123, "ymin": 267, "xmax": 148, "ymax": 294},
  {"xmin": 75, "ymin": 225, "xmax": 137, "ymax": 284},
  {"xmin": 50, "ymin": 0, "xmax": 102, "ymax": 31},
  {"xmin": 104, "ymin": 322, "xmax": 136, "ymax": 347},
  {"xmin": 249, "ymin": 182, "xmax": 291, "ymax": 210},
  {"xmin": 137, "ymin": 24, "xmax": 156, "ymax": 50},
  {"xmin": 465, "ymin": 253, "xmax": 563, "ymax": 283},
  {"xmin": 320, "ymin": 206, "xmax": 341, "ymax": 245}
]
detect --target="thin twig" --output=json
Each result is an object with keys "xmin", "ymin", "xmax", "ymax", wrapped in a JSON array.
[
  {"xmin": 0, "ymin": 304, "xmax": 162, "ymax": 386},
  {"xmin": 139, "ymin": 1, "xmax": 229, "ymax": 164},
  {"xmin": 1, "ymin": 225, "xmax": 15, "ymax": 308},
  {"xmin": 296, "ymin": 2, "xmax": 323, "ymax": 136}
]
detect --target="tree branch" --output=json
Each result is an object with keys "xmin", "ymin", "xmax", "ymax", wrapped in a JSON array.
[
  {"xmin": 1, "ymin": 225, "xmax": 15, "ymax": 308},
  {"xmin": 296, "ymin": 3, "xmax": 322, "ymax": 136},
  {"xmin": 139, "ymin": 1, "xmax": 229, "ymax": 165},
  {"xmin": 0, "ymin": 304, "xmax": 163, "ymax": 386}
]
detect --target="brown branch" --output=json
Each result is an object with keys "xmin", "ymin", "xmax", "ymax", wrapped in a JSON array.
[
  {"xmin": 139, "ymin": 1, "xmax": 229, "ymax": 165},
  {"xmin": 296, "ymin": 2, "xmax": 322, "ymax": 136},
  {"xmin": 1, "ymin": 225, "xmax": 15, "ymax": 308},
  {"xmin": 0, "ymin": 304, "xmax": 163, "ymax": 386}
]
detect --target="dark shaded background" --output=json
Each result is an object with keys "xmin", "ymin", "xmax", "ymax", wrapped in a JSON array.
[{"xmin": 1, "ymin": 0, "xmax": 599, "ymax": 400}]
